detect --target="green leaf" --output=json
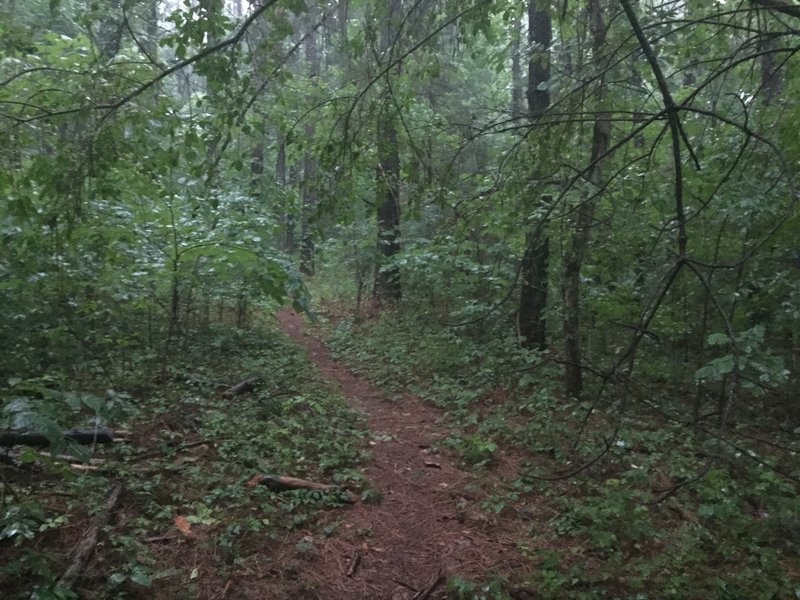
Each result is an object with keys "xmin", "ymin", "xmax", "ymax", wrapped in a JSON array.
[
  {"xmin": 63, "ymin": 392, "xmax": 82, "ymax": 411},
  {"xmin": 80, "ymin": 394, "xmax": 105, "ymax": 412},
  {"xmin": 698, "ymin": 505, "xmax": 715, "ymax": 518},
  {"xmin": 713, "ymin": 354, "xmax": 735, "ymax": 375},
  {"xmin": 129, "ymin": 567, "xmax": 152, "ymax": 587},
  {"xmin": 695, "ymin": 354, "xmax": 735, "ymax": 382},
  {"xmin": 707, "ymin": 333, "xmax": 729, "ymax": 346}
]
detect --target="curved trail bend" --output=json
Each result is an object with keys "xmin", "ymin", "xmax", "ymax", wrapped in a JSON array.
[{"xmin": 277, "ymin": 310, "xmax": 530, "ymax": 600}]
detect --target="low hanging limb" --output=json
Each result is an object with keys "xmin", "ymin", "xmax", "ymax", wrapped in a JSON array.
[{"xmin": 60, "ymin": 483, "xmax": 124, "ymax": 588}]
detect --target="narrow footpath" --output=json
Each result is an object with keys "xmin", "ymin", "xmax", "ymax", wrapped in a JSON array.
[{"xmin": 277, "ymin": 310, "xmax": 531, "ymax": 600}]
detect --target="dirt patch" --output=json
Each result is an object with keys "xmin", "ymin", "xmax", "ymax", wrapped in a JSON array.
[{"xmin": 277, "ymin": 310, "xmax": 536, "ymax": 599}]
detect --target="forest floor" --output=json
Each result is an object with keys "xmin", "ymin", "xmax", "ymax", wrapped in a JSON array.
[
  {"xmin": 6, "ymin": 308, "xmax": 799, "ymax": 599},
  {"xmin": 2, "ymin": 311, "xmax": 545, "ymax": 600},
  {"xmin": 271, "ymin": 310, "xmax": 537, "ymax": 599}
]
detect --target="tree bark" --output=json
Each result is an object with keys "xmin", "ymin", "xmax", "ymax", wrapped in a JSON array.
[
  {"xmin": 300, "ymin": 3, "xmax": 321, "ymax": 276},
  {"xmin": 563, "ymin": 0, "xmax": 610, "ymax": 399},
  {"xmin": 518, "ymin": 0, "xmax": 552, "ymax": 348},
  {"xmin": 526, "ymin": 0, "xmax": 552, "ymax": 115},
  {"xmin": 94, "ymin": 1, "xmax": 125, "ymax": 62},
  {"xmin": 375, "ymin": 105, "xmax": 402, "ymax": 301},
  {"xmin": 276, "ymin": 135, "xmax": 296, "ymax": 253},
  {"xmin": 519, "ymin": 230, "xmax": 549, "ymax": 346},
  {"xmin": 760, "ymin": 38, "xmax": 783, "ymax": 105},
  {"xmin": 374, "ymin": 0, "xmax": 403, "ymax": 302},
  {"xmin": 250, "ymin": 126, "xmax": 265, "ymax": 195},
  {"xmin": 511, "ymin": 13, "xmax": 525, "ymax": 119}
]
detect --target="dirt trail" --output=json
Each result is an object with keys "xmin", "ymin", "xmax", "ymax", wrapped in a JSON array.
[{"xmin": 277, "ymin": 310, "xmax": 529, "ymax": 600}]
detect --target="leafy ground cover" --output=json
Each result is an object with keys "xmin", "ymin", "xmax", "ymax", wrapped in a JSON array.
[
  {"xmin": 3, "ymin": 300, "xmax": 798, "ymax": 599},
  {"xmin": 324, "ymin": 305, "xmax": 800, "ymax": 600},
  {"xmin": 1, "ymin": 322, "xmax": 368, "ymax": 599}
]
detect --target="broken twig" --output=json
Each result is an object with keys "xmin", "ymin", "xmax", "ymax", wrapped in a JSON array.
[
  {"xmin": 60, "ymin": 483, "xmax": 123, "ymax": 587},
  {"xmin": 247, "ymin": 474, "xmax": 357, "ymax": 503},
  {"xmin": 346, "ymin": 551, "xmax": 361, "ymax": 577},
  {"xmin": 223, "ymin": 378, "xmax": 257, "ymax": 396},
  {"xmin": 411, "ymin": 570, "xmax": 445, "ymax": 600}
]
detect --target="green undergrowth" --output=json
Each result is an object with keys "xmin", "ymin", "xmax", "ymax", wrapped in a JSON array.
[
  {"xmin": 325, "ymin": 308, "xmax": 800, "ymax": 600},
  {"xmin": 1, "ymin": 322, "xmax": 368, "ymax": 599}
]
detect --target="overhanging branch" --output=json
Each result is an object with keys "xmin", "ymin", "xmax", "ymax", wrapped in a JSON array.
[
  {"xmin": 751, "ymin": 0, "xmax": 800, "ymax": 20},
  {"xmin": 13, "ymin": 0, "xmax": 281, "ymax": 126}
]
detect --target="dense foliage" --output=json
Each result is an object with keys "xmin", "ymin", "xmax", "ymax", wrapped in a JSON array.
[{"xmin": 2, "ymin": 0, "xmax": 800, "ymax": 597}]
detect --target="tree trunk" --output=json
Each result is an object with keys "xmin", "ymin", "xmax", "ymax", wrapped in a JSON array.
[
  {"xmin": 375, "ymin": 106, "xmax": 402, "ymax": 301},
  {"xmin": 563, "ymin": 0, "xmax": 610, "ymax": 399},
  {"xmin": 761, "ymin": 38, "xmax": 783, "ymax": 105},
  {"xmin": 94, "ymin": 1, "xmax": 125, "ymax": 62},
  {"xmin": 300, "ymin": 3, "xmax": 321, "ymax": 276},
  {"xmin": 338, "ymin": 0, "xmax": 350, "ymax": 66},
  {"xmin": 511, "ymin": 13, "xmax": 524, "ymax": 119},
  {"xmin": 519, "ymin": 229, "xmax": 549, "ymax": 346},
  {"xmin": 374, "ymin": 0, "xmax": 403, "ymax": 302},
  {"xmin": 300, "ymin": 150, "xmax": 317, "ymax": 275},
  {"xmin": 518, "ymin": 0, "xmax": 552, "ymax": 348},
  {"xmin": 276, "ymin": 135, "xmax": 295, "ymax": 253},
  {"xmin": 145, "ymin": 0, "xmax": 160, "ymax": 58},
  {"xmin": 526, "ymin": 1, "xmax": 551, "ymax": 115},
  {"xmin": 250, "ymin": 126, "xmax": 264, "ymax": 196}
]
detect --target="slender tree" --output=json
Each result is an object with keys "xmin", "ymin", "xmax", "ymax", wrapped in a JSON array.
[
  {"xmin": 300, "ymin": 2, "xmax": 321, "ymax": 275},
  {"xmin": 562, "ymin": 0, "xmax": 610, "ymax": 398},
  {"xmin": 510, "ymin": 12, "xmax": 525, "ymax": 120},
  {"xmin": 518, "ymin": 0, "xmax": 552, "ymax": 348},
  {"xmin": 374, "ymin": 0, "xmax": 403, "ymax": 302}
]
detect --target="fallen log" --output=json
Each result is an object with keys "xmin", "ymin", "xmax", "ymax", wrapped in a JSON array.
[
  {"xmin": 0, "ymin": 428, "xmax": 117, "ymax": 448},
  {"xmin": 39, "ymin": 452, "xmax": 106, "ymax": 464},
  {"xmin": 247, "ymin": 474, "xmax": 357, "ymax": 503},
  {"xmin": 223, "ymin": 378, "xmax": 257, "ymax": 396},
  {"xmin": 60, "ymin": 483, "xmax": 123, "ymax": 588}
]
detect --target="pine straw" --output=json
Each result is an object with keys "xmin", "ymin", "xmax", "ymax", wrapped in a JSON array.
[{"xmin": 276, "ymin": 310, "xmax": 540, "ymax": 599}]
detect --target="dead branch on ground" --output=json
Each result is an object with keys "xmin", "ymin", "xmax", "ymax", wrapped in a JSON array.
[
  {"xmin": 59, "ymin": 483, "xmax": 124, "ymax": 588},
  {"xmin": 223, "ymin": 378, "xmax": 258, "ymax": 396},
  {"xmin": 246, "ymin": 474, "xmax": 357, "ymax": 503}
]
